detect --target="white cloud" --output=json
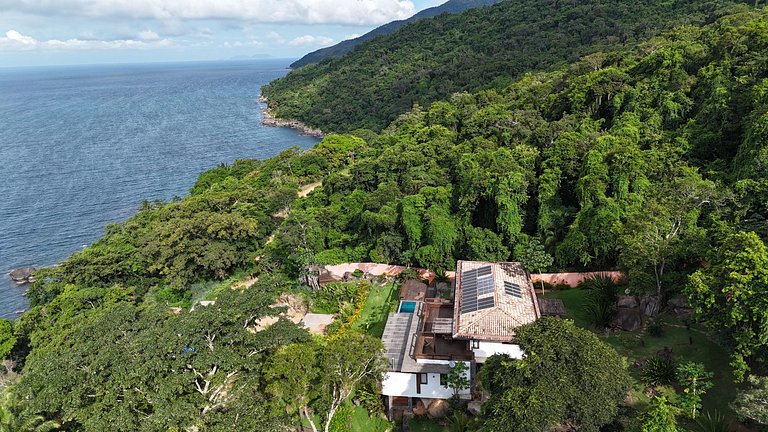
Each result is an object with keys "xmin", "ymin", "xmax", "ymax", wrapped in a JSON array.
[
  {"xmin": 138, "ymin": 30, "xmax": 160, "ymax": 41},
  {"xmin": 345, "ymin": 33, "xmax": 362, "ymax": 40},
  {"xmin": 0, "ymin": 29, "xmax": 172, "ymax": 50},
  {"xmin": 4, "ymin": 30, "xmax": 36, "ymax": 47},
  {"xmin": 0, "ymin": 0, "xmax": 416, "ymax": 25},
  {"xmin": 288, "ymin": 35, "xmax": 334, "ymax": 46}
]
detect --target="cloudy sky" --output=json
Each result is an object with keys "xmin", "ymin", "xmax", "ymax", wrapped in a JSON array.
[{"xmin": 0, "ymin": 0, "xmax": 444, "ymax": 67}]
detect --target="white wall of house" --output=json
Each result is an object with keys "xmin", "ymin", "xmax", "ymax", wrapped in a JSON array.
[
  {"xmin": 416, "ymin": 358, "xmax": 451, "ymax": 365},
  {"xmin": 472, "ymin": 341, "xmax": 524, "ymax": 363},
  {"xmin": 381, "ymin": 366, "xmax": 472, "ymax": 399}
]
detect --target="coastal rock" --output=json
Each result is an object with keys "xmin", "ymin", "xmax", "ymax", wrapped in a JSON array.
[
  {"xmin": 9, "ymin": 267, "xmax": 35, "ymax": 284},
  {"xmin": 259, "ymin": 97, "xmax": 326, "ymax": 138}
]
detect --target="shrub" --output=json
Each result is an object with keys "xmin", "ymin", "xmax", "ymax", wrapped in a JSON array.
[
  {"xmin": 580, "ymin": 273, "xmax": 620, "ymax": 328},
  {"xmin": 641, "ymin": 356, "xmax": 678, "ymax": 387},
  {"xmin": 695, "ymin": 410, "xmax": 730, "ymax": 432},
  {"xmin": 579, "ymin": 273, "xmax": 620, "ymax": 290},
  {"xmin": 313, "ymin": 282, "xmax": 358, "ymax": 313},
  {"xmin": 647, "ymin": 318, "xmax": 665, "ymax": 337},
  {"xmin": 328, "ymin": 404, "xmax": 354, "ymax": 432}
]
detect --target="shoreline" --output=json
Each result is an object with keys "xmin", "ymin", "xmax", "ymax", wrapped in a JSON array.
[{"xmin": 258, "ymin": 95, "xmax": 326, "ymax": 138}]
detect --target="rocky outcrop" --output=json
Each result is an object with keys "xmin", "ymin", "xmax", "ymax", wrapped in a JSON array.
[
  {"xmin": 9, "ymin": 267, "xmax": 35, "ymax": 284},
  {"xmin": 612, "ymin": 308, "xmax": 642, "ymax": 332},
  {"xmin": 640, "ymin": 295, "xmax": 662, "ymax": 317},
  {"xmin": 617, "ymin": 295, "xmax": 638, "ymax": 308},
  {"xmin": 413, "ymin": 399, "xmax": 428, "ymax": 416},
  {"xmin": 668, "ymin": 295, "xmax": 693, "ymax": 322},
  {"xmin": 427, "ymin": 399, "xmax": 449, "ymax": 418},
  {"xmin": 259, "ymin": 96, "xmax": 326, "ymax": 138},
  {"xmin": 299, "ymin": 264, "xmax": 322, "ymax": 291},
  {"xmin": 467, "ymin": 400, "xmax": 483, "ymax": 415}
]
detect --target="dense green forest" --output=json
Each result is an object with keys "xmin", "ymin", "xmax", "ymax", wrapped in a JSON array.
[
  {"xmin": 289, "ymin": 0, "xmax": 503, "ymax": 68},
  {"xmin": 262, "ymin": 0, "xmax": 750, "ymax": 132},
  {"xmin": 1, "ymin": 2, "xmax": 768, "ymax": 431}
]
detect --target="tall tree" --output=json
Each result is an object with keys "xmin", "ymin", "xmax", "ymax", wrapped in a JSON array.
[
  {"xmin": 318, "ymin": 332, "xmax": 387, "ymax": 432},
  {"xmin": 686, "ymin": 231, "xmax": 768, "ymax": 381},
  {"xmin": 518, "ymin": 237, "xmax": 554, "ymax": 294}
]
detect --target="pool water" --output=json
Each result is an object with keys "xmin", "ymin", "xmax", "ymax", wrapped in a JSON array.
[{"xmin": 399, "ymin": 301, "xmax": 417, "ymax": 314}]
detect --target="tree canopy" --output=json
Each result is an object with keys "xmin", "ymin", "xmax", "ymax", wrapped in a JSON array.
[
  {"xmin": 479, "ymin": 317, "xmax": 631, "ymax": 431},
  {"xmin": 263, "ymin": 0, "xmax": 749, "ymax": 132}
]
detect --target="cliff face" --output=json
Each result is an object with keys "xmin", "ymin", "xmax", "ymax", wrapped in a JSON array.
[{"xmin": 289, "ymin": 0, "xmax": 503, "ymax": 68}]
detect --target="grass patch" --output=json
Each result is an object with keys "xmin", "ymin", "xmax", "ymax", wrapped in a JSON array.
[
  {"xmin": 348, "ymin": 404, "xmax": 392, "ymax": 432},
  {"xmin": 539, "ymin": 288, "xmax": 590, "ymax": 328},
  {"xmin": 351, "ymin": 282, "xmax": 399, "ymax": 338},
  {"xmin": 540, "ymin": 289, "xmax": 738, "ymax": 418},
  {"xmin": 409, "ymin": 416, "xmax": 446, "ymax": 432},
  {"xmin": 604, "ymin": 318, "xmax": 736, "ymax": 418}
]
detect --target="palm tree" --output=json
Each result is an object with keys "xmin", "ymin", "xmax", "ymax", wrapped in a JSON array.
[{"xmin": 0, "ymin": 390, "xmax": 59, "ymax": 432}]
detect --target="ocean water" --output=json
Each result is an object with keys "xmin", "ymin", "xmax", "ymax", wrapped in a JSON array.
[{"xmin": 0, "ymin": 60, "xmax": 319, "ymax": 319}]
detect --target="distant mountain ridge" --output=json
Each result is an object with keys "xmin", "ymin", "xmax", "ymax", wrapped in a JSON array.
[
  {"xmin": 263, "ymin": 0, "xmax": 748, "ymax": 133},
  {"xmin": 289, "ymin": 0, "xmax": 503, "ymax": 68}
]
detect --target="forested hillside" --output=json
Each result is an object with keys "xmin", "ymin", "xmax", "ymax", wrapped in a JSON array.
[
  {"xmin": 263, "ymin": 0, "xmax": 748, "ymax": 132},
  {"xmin": 1, "ymin": 3, "xmax": 767, "ymax": 431},
  {"xmin": 289, "ymin": 0, "xmax": 503, "ymax": 68}
]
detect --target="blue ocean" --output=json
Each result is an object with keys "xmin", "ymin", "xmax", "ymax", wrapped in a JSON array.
[{"xmin": 0, "ymin": 60, "xmax": 319, "ymax": 319}]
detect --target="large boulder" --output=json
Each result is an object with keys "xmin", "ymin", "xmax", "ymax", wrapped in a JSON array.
[
  {"xmin": 9, "ymin": 267, "xmax": 35, "ymax": 284},
  {"xmin": 413, "ymin": 399, "xmax": 428, "ymax": 416},
  {"xmin": 641, "ymin": 295, "xmax": 662, "ymax": 317},
  {"xmin": 611, "ymin": 308, "xmax": 642, "ymax": 332},
  {"xmin": 298, "ymin": 264, "xmax": 322, "ymax": 291},
  {"xmin": 617, "ymin": 295, "xmax": 638, "ymax": 309},
  {"xmin": 427, "ymin": 399, "xmax": 449, "ymax": 419},
  {"xmin": 667, "ymin": 295, "xmax": 689, "ymax": 309},
  {"xmin": 467, "ymin": 400, "xmax": 483, "ymax": 415}
]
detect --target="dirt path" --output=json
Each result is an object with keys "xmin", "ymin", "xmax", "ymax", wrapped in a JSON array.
[
  {"xmin": 271, "ymin": 181, "xmax": 323, "ymax": 219},
  {"xmin": 298, "ymin": 181, "xmax": 322, "ymax": 198}
]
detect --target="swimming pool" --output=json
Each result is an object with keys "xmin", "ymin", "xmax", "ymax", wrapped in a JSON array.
[{"xmin": 398, "ymin": 301, "xmax": 417, "ymax": 314}]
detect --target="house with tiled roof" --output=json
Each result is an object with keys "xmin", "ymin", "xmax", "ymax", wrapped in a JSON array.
[{"xmin": 380, "ymin": 260, "xmax": 541, "ymax": 418}]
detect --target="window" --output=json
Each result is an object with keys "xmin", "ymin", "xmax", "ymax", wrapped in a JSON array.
[
  {"xmin": 471, "ymin": 340, "xmax": 480, "ymax": 349},
  {"xmin": 419, "ymin": 374, "xmax": 428, "ymax": 385},
  {"xmin": 440, "ymin": 374, "xmax": 447, "ymax": 386}
]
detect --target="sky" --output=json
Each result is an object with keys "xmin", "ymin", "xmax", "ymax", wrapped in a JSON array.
[{"xmin": 0, "ymin": 0, "xmax": 444, "ymax": 67}]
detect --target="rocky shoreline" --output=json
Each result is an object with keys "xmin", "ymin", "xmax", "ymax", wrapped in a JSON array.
[{"xmin": 259, "ymin": 95, "xmax": 326, "ymax": 138}]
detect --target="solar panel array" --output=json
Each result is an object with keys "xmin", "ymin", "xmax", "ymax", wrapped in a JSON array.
[
  {"xmin": 504, "ymin": 281, "xmax": 523, "ymax": 298},
  {"xmin": 461, "ymin": 266, "xmax": 496, "ymax": 314}
]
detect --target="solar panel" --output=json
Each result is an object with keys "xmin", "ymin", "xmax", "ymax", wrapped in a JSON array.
[
  {"xmin": 461, "ymin": 266, "xmax": 496, "ymax": 314},
  {"xmin": 477, "ymin": 296, "xmax": 495, "ymax": 310},
  {"xmin": 477, "ymin": 275, "xmax": 494, "ymax": 297},
  {"xmin": 504, "ymin": 281, "xmax": 522, "ymax": 298}
]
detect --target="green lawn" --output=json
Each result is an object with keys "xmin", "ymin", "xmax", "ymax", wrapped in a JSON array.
[
  {"xmin": 302, "ymin": 401, "xmax": 393, "ymax": 432},
  {"xmin": 539, "ymin": 288, "xmax": 589, "ymax": 328},
  {"xmin": 409, "ymin": 416, "xmax": 446, "ymax": 432},
  {"xmin": 541, "ymin": 288, "xmax": 738, "ymax": 418},
  {"xmin": 351, "ymin": 281, "xmax": 399, "ymax": 338}
]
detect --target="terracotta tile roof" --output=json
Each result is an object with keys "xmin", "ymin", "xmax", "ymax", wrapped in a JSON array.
[{"xmin": 453, "ymin": 260, "xmax": 540, "ymax": 341}]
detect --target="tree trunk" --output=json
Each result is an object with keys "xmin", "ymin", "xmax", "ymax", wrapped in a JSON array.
[
  {"xmin": 654, "ymin": 260, "xmax": 665, "ymax": 297},
  {"xmin": 323, "ymin": 405, "xmax": 338, "ymax": 432},
  {"xmin": 302, "ymin": 407, "xmax": 318, "ymax": 432},
  {"xmin": 539, "ymin": 270, "xmax": 545, "ymax": 296}
]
